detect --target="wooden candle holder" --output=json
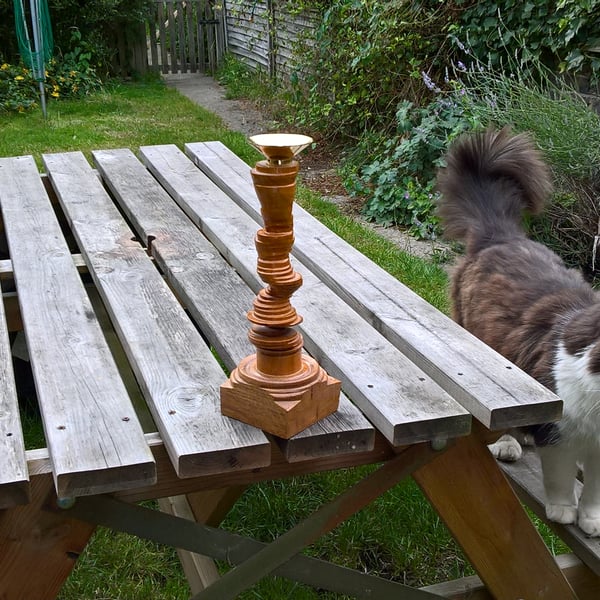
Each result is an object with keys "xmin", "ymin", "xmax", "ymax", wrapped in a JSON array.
[{"xmin": 221, "ymin": 134, "xmax": 340, "ymax": 438}]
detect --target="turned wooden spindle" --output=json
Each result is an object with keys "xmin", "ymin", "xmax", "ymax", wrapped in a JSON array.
[{"xmin": 220, "ymin": 134, "xmax": 340, "ymax": 439}]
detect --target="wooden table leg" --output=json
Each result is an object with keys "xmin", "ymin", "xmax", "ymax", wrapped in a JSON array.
[
  {"xmin": 185, "ymin": 486, "xmax": 247, "ymax": 527},
  {"xmin": 0, "ymin": 474, "xmax": 96, "ymax": 600},
  {"xmin": 414, "ymin": 432, "xmax": 578, "ymax": 600},
  {"xmin": 158, "ymin": 486, "xmax": 246, "ymax": 594}
]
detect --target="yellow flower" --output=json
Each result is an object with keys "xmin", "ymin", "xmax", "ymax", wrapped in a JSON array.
[
  {"xmin": 14, "ymin": 75, "xmax": 24, "ymax": 81},
  {"xmin": 1, "ymin": 63, "xmax": 9, "ymax": 70},
  {"xmin": 51, "ymin": 91, "xmax": 59, "ymax": 98},
  {"xmin": 69, "ymin": 70, "xmax": 76, "ymax": 77}
]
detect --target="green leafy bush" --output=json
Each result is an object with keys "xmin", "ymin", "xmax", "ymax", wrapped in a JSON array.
[
  {"xmin": 348, "ymin": 53, "xmax": 600, "ymax": 272},
  {"xmin": 0, "ymin": 62, "xmax": 38, "ymax": 113},
  {"xmin": 454, "ymin": 0, "xmax": 600, "ymax": 87},
  {"xmin": 457, "ymin": 61, "xmax": 600, "ymax": 276},
  {"xmin": 1, "ymin": 0, "xmax": 152, "ymax": 77},
  {"xmin": 50, "ymin": 0, "xmax": 153, "ymax": 77},
  {"xmin": 48, "ymin": 29, "xmax": 103, "ymax": 97},
  {"xmin": 1, "ymin": 30, "xmax": 103, "ymax": 114},
  {"xmin": 288, "ymin": 0, "xmax": 458, "ymax": 141},
  {"xmin": 216, "ymin": 53, "xmax": 279, "ymax": 106},
  {"xmin": 345, "ymin": 77, "xmax": 482, "ymax": 238},
  {"xmin": 283, "ymin": 1, "xmax": 600, "ymax": 271}
]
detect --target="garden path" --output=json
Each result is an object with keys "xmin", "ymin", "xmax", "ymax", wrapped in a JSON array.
[{"xmin": 163, "ymin": 72, "xmax": 449, "ymax": 262}]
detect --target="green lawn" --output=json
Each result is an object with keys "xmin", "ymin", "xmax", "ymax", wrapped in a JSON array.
[
  {"xmin": 0, "ymin": 79, "xmax": 257, "ymax": 168},
  {"xmin": 0, "ymin": 78, "xmax": 564, "ymax": 599}
]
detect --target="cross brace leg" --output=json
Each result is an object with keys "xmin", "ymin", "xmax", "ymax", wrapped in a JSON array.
[
  {"xmin": 53, "ymin": 434, "xmax": 579, "ymax": 600},
  {"xmin": 56, "ymin": 442, "xmax": 447, "ymax": 599},
  {"xmin": 157, "ymin": 486, "xmax": 246, "ymax": 593}
]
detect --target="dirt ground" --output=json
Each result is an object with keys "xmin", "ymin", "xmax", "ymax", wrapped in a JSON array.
[{"xmin": 163, "ymin": 72, "xmax": 449, "ymax": 261}]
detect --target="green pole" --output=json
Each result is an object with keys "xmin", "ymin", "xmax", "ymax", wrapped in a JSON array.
[{"xmin": 29, "ymin": 0, "xmax": 47, "ymax": 118}]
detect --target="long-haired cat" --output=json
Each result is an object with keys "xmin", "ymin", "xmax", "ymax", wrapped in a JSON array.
[{"xmin": 436, "ymin": 127, "xmax": 600, "ymax": 537}]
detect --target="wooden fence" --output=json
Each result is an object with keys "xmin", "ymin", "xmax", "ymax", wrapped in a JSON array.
[
  {"xmin": 110, "ymin": 1, "xmax": 316, "ymax": 79},
  {"xmin": 225, "ymin": 0, "xmax": 318, "ymax": 79},
  {"xmin": 148, "ymin": 0, "xmax": 227, "ymax": 74},
  {"xmin": 111, "ymin": 1, "xmax": 227, "ymax": 76}
]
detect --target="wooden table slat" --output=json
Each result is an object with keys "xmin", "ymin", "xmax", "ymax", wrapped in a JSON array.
[
  {"xmin": 92, "ymin": 148, "xmax": 375, "ymax": 461},
  {"xmin": 139, "ymin": 144, "xmax": 471, "ymax": 447},
  {"xmin": 0, "ymin": 250, "xmax": 29, "ymax": 507},
  {"xmin": 43, "ymin": 151, "xmax": 271, "ymax": 478},
  {"xmin": 186, "ymin": 141, "xmax": 562, "ymax": 431},
  {"xmin": 0, "ymin": 155, "xmax": 156, "ymax": 498}
]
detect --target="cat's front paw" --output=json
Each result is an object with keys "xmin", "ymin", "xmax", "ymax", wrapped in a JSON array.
[
  {"xmin": 489, "ymin": 436, "xmax": 522, "ymax": 462},
  {"xmin": 546, "ymin": 503, "xmax": 578, "ymax": 525},
  {"xmin": 578, "ymin": 511, "xmax": 600, "ymax": 537}
]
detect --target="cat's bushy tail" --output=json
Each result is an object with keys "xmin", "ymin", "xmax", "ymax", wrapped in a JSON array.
[{"xmin": 436, "ymin": 128, "xmax": 552, "ymax": 255}]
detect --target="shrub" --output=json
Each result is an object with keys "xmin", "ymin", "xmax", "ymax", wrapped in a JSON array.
[
  {"xmin": 344, "ymin": 75, "xmax": 482, "ymax": 239},
  {"xmin": 458, "ymin": 61, "xmax": 600, "ymax": 277},
  {"xmin": 1, "ymin": 0, "xmax": 153, "ymax": 77},
  {"xmin": 0, "ymin": 62, "xmax": 38, "ymax": 113},
  {"xmin": 453, "ymin": 0, "xmax": 600, "ymax": 88},
  {"xmin": 0, "ymin": 30, "xmax": 103, "ymax": 114},
  {"xmin": 287, "ymin": 0, "xmax": 459, "ymax": 141},
  {"xmin": 348, "ymin": 52, "xmax": 600, "ymax": 275},
  {"xmin": 275, "ymin": 1, "xmax": 600, "ymax": 259},
  {"xmin": 216, "ymin": 53, "xmax": 279, "ymax": 107},
  {"xmin": 48, "ymin": 29, "xmax": 104, "ymax": 98}
]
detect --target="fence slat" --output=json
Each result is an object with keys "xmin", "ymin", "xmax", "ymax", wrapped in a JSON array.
[
  {"xmin": 197, "ymin": 0, "xmax": 206, "ymax": 71},
  {"xmin": 207, "ymin": 0, "xmax": 216, "ymax": 73},
  {"xmin": 176, "ymin": 1, "xmax": 186, "ymax": 73},
  {"xmin": 187, "ymin": 1, "xmax": 197, "ymax": 73},
  {"xmin": 134, "ymin": 22, "xmax": 148, "ymax": 75},
  {"xmin": 158, "ymin": 2, "xmax": 169, "ymax": 74},
  {"xmin": 149, "ymin": 4, "xmax": 159, "ymax": 72},
  {"xmin": 167, "ymin": 1, "xmax": 178, "ymax": 72}
]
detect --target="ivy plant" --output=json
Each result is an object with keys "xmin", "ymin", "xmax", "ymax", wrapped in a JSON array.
[{"xmin": 454, "ymin": 0, "xmax": 600, "ymax": 86}]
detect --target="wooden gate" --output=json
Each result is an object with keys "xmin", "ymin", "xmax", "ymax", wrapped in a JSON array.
[{"xmin": 148, "ymin": 0, "xmax": 227, "ymax": 75}]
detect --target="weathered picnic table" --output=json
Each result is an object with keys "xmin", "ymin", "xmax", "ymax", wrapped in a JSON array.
[{"xmin": 0, "ymin": 141, "xmax": 598, "ymax": 599}]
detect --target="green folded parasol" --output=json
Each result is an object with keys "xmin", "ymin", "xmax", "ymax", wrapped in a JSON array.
[{"xmin": 14, "ymin": 0, "xmax": 53, "ymax": 117}]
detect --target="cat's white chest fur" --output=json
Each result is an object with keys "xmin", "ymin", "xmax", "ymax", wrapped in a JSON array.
[
  {"xmin": 538, "ymin": 342, "xmax": 600, "ymax": 536},
  {"xmin": 554, "ymin": 342, "xmax": 600, "ymax": 444}
]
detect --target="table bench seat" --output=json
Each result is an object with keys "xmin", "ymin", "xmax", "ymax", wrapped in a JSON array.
[{"xmin": 501, "ymin": 448, "xmax": 600, "ymax": 577}]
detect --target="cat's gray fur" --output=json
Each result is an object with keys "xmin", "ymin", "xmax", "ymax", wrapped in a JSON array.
[{"xmin": 437, "ymin": 128, "xmax": 600, "ymax": 536}]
